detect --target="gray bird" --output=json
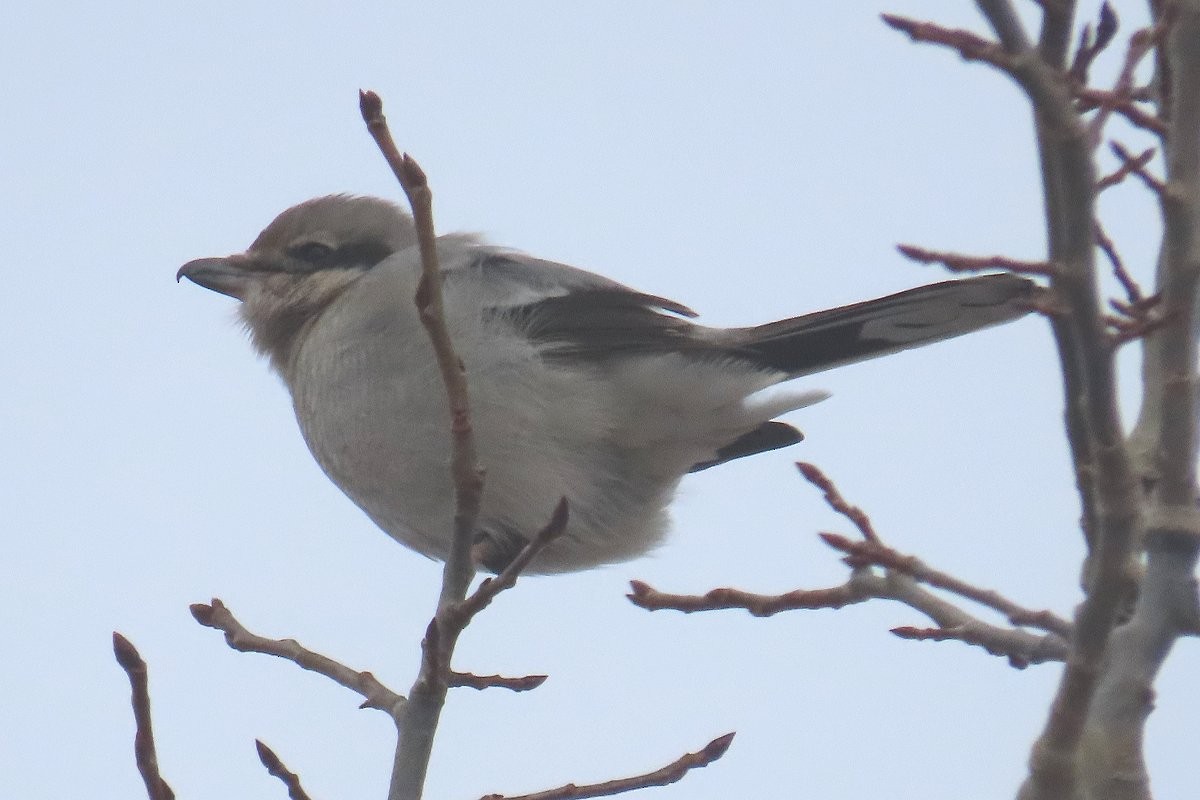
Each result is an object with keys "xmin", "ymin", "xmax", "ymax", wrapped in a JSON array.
[{"xmin": 179, "ymin": 195, "xmax": 1032, "ymax": 573}]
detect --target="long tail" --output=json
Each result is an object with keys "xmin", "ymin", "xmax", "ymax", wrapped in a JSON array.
[{"xmin": 733, "ymin": 273, "xmax": 1035, "ymax": 377}]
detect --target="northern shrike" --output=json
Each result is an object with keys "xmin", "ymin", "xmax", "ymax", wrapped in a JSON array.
[{"xmin": 179, "ymin": 195, "xmax": 1032, "ymax": 573}]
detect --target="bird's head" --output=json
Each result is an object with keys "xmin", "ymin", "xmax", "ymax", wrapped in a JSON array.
[{"xmin": 178, "ymin": 194, "xmax": 416, "ymax": 368}]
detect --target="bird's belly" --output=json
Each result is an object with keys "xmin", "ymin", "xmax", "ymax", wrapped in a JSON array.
[{"xmin": 287, "ymin": 321, "xmax": 677, "ymax": 573}]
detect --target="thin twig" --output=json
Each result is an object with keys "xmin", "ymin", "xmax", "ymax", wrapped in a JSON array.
[
  {"xmin": 629, "ymin": 573, "xmax": 1067, "ymax": 668},
  {"xmin": 1107, "ymin": 310, "xmax": 1172, "ymax": 348},
  {"xmin": 361, "ymin": 89, "xmax": 482, "ymax": 800},
  {"xmin": 1096, "ymin": 145, "xmax": 1157, "ymax": 192},
  {"xmin": 190, "ymin": 599, "xmax": 405, "ymax": 713},
  {"xmin": 1076, "ymin": 88, "xmax": 1168, "ymax": 135},
  {"xmin": 256, "ymin": 740, "xmax": 315, "ymax": 800},
  {"xmin": 478, "ymin": 733, "xmax": 736, "ymax": 800},
  {"xmin": 1093, "ymin": 218, "xmax": 1144, "ymax": 303},
  {"xmin": 448, "ymin": 499, "xmax": 570, "ymax": 628},
  {"xmin": 795, "ymin": 462, "xmax": 879, "ymax": 542},
  {"xmin": 449, "ymin": 672, "xmax": 549, "ymax": 692},
  {"xmin": 880, "ymin": 15, "xmax": 1015, "ymax": 70},
  {"xmin": 1067, "ymin": 3, "xmax": 1119, "ymax": 83},
  {"xmin": 1111, "ymin": 141, "xmax": 1167, "ymax": 194},
  {"xmin": 359, "ymin": 90, "xmax": 484, "ymax": 609},
  {"xmin": 1085, "ymin": 26, "xmax": 1162, "ymax": 147},
  {"xmin": 817, "ymin": 533, "xmax": 1073, "ymax": 637},
  {"xmin": 361, "ymin": 89, "xmax": 562, "ymax": 800},
  {"xmin": 633, "ymin": 462, "xmax": 1071, "ymax": 669},
  {"xmin": 113, "ymin": 634, "xmax": 175, "ymax": 800},
  {"xmin": 896, "ymin": 243, "xmax": 1058, "ymax": 276},
  {"xmin": 427, "ymin": 503, "xmax": 566, "ymax": 694}
]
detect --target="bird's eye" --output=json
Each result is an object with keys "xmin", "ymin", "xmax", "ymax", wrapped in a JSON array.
[{"xmin": 289, "ymin": 240, "xmax": 336, "ymax": 264}]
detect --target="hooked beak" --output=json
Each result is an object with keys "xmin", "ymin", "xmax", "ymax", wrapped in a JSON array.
[{"xmin": 176, "ymin": 256, "xmax": 254, "ymax": 300}]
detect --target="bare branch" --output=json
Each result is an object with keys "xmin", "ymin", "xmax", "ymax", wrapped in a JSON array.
[
  {"xmin": 634, "ymin": 462, "xmax": 1070, "ymax": 668},
  {"xmin": 630, "ymin": 570, "xmax": 1066, "ymax": 668},
  {"xmin": 360, "ymin": 90, "xmax": 484, "ymax": 609},
  {"xmin": 889, "ymin": 624, "xmax": 1062, "ymax": 668},
  {"xmin": 1085, "ymin": 25, "xmax": 1161, "ymax": 147},
  {"xmin": 478, "ymin": 732, "xmax": 736, "ymax": 800},
  {"xmin": 428, "ymin": 502, "xmax": 566, "ymax": 694},
  {"xmin": 795, "ymin": 462, "xmax": 879, "ymax": 542},
  {"xmin": 449, "ymin": 499, "xmax": 570, "ymax": 627},
  {"xmin": 628, "ymin": 575, "xmax": 873, "ymax": 617},
  {"xmin": 113, "ymin": 633, "xmax": 175, "ymax": 800},
  {"xmin": 1096, "ymin": 145, "xmax": 1157, "ymax": 192},
  {"xmin": 1093, "ymin": 218, "xmax": 1144, "ymax": 304},
  {"xmin": 1107, "ymin": 308, "xmax": 1173, "ymax": 348},
  {"xmin": 896, "ymin": 243, "xmax": 1058, "ymax": 276},
  {"xmin": 361, "ymin": 89, "xmax": 498, "ymax": 800},
  {"xmin": 1076, "ymin": 88, "xmax": 1168, "ymax": 135},
  {"xmin": 190, "ymin": 599, "xmax": 405, "ymax": 713},
  {"xmin": 1068, "ymin": 3, "xmax": 1118, "ymax": 82},
  {"xmin": 881, "ymin": 15, "xmax": 1015, "ymax": 71},
  {"xmin": 1111, "ymin": 141, "xmax": 1167, "ymax": 194},
  {"xmin": 975, "ymin": 0, "xmax": 1033, "ymax": 54},
  {"xmin": 1086, "ymin": 5, "xmax": 1200, "ymax": 796},
  {"xmin": 985, "ymin": 9, "xmax": 1146, "ymax": 798},
  {"xmin": 818, "ymin": 533, "xmax": 1073, "ymax": 637},
  {"xmin": 449, "ymin": 671, "xmax": 549, "ymax": 692},
  {"xmin": 256, "ymin": 740, "xmax": 315, "ymax": 800}
]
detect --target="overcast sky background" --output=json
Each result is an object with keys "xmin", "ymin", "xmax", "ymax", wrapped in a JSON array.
[{"xmin": 3, "ymin": 2, "xmax": 1193, "ymax": 798}]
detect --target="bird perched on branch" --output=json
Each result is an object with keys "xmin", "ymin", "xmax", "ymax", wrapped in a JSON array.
[{"xmin": 179, "ymin": 195, "xmax": 1033, "ymax": 573}]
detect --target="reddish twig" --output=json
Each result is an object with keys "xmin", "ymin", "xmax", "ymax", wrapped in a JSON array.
[
  {"xmin": 632, "ymin": 464, "xmax": 1070, "ymax": 667},
  {"xmin": 1096, "ymin": 145, "xmax": 1157, "ymax": 192},
  {"xmin": 795, "ymin": 462, "xmax": 878, "ymax": 542},
  {"xmin": 1076, "ymin": 88, "xmax": 1168, "ymax": 136},
  {"xmin": 817, "ymin": 533, "xmax": 1072, "ymax": 637},
  {"xmin": 112, "ymin": 633, "xmax": 175, "ymax": 800},
  {"xmin": 478, "ymin": 733, "xmax": 735, "ymax": 800},
  {"xmin": 1068, "ymin": 3, "xmax": 1120, "ymax": 86},
  {"xmin": 896, "ymin": 244, "xmax": 1057, "ymax": 276},
  {"xmin": 449, "ymin": 671, "xmax": 549, "ymax": 692},
  {"xmin": 360, "ymin": 88, "xmax": 483, "ymax": 607},
  {"xmin": 190, "ymin": 599, "xmax": 405, "ymax": 713},
  {"xmin": 449, "ymin": 499, "xmax": 571, "ymax": 627},
  {"xmin": 1111, "ymin": 141, "xmax": 1167, "ymax": 194},
  {"xmin": 1107, "ymin": 309, "xmax": 1174, "ymax": 347},
  {"xmin": 1093, "ymin": 218, "xmax": 1144, "ymax": 303},
  {"xmin": 880, "ymin": 15, "xmax": 1014, "ymax": 71},
  {"xmin": 1085, "ymin": 21, "xmax": 1168, "ymax": 147},
  {"xmin": 427, "ymin": 506, "xmax": 566, "ymax": 690},
  {"xmin": 256, "ymin": 740, "xmax": 314, "ymax": 800},
  {"xmin": 629, "ymin": 572, "xmax": 1067, "ymax": 667},
  {"xmin": 361, "ymin": 89, "xmax": 497, "ymax": 800},
  {"xmin": 628, "ymin": 577, "xmax": 871, "ymax": 617},
  {"xmin": 890, "ymin": 625, "xmax": 1058, "ymax": 669},
  {"xmin": 424, "ymin": 500, "xmax": 567, "ymax": 689}
]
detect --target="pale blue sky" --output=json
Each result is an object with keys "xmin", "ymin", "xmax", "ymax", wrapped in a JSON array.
[{"xmin": 2, "ymin": 2, "xmax": 1191, "ymax": 798}]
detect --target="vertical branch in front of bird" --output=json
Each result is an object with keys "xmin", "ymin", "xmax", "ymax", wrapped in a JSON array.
[
  {"xmin": 1082, "ymin": 5, "xmax": 1200, "ymax": 798},
  {"xmin": 360, "ymin": 90, "xmax": 483, "ymax": 609},
  {"xmin": 360, "ymin": 90, "xmax": 573, "ymax": 800},
  {"xmin": 360, "ymin": 90, "xmax": 485, "ymax": 800}
]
